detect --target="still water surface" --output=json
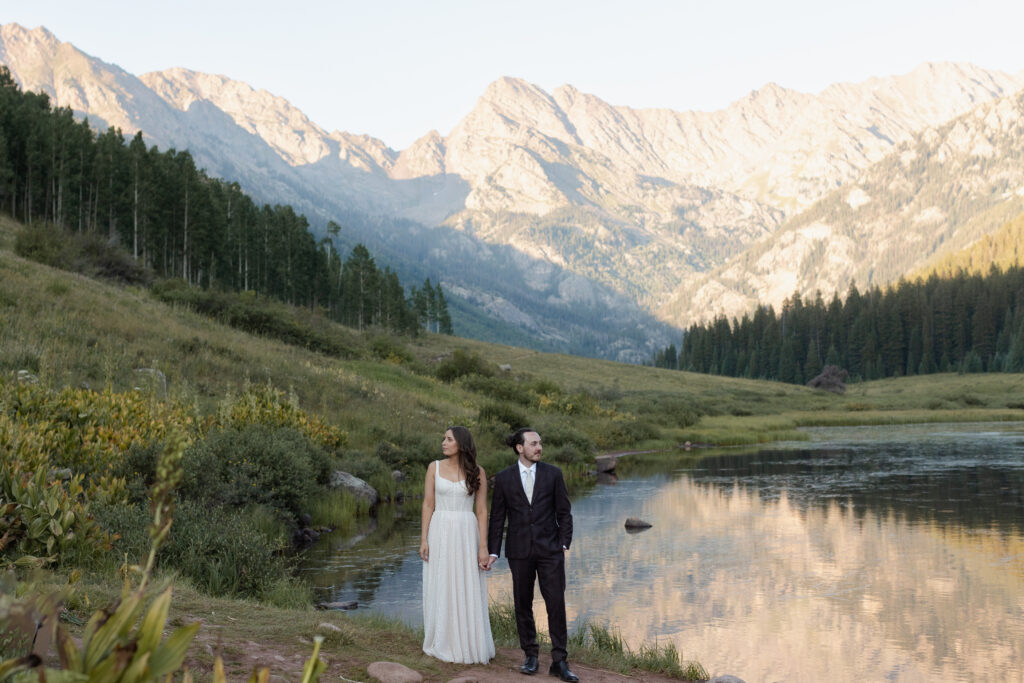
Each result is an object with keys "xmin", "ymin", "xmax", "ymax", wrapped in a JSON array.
[{"xmin": 301, "ymin": 423, "xmax": 1024, "ymax": 682}]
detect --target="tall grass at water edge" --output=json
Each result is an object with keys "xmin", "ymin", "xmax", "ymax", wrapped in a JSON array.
[{"xmin": 488, "ymin": 603, "xmax": 707, "ymax": 680}]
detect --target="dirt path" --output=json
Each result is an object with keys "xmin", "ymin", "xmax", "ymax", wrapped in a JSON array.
[
  {"xmin": 183, "ymin": 617, "xmax": 691, "ymax": 683},
  {"xmin": 442, "ymin": 647, "xmax": 690, "ymax": 682}
]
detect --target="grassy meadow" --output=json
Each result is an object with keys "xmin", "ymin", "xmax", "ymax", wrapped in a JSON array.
[{"xmin": 3, "ymin": 212, "xmax": 1024, "ymax": 680}]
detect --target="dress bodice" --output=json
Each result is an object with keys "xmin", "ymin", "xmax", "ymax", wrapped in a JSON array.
[{"xmin": 434, "ymin": 461, "xmax": 475, "ymax": 513}]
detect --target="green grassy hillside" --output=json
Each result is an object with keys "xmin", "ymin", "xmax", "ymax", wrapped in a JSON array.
[
  {"xmin": 4, "ymin": 212, "xmax": 1024, "ymax": 463},
  {"xmin": 6, "ymin": 213, "xmax": 1024, "ymax": 681}
]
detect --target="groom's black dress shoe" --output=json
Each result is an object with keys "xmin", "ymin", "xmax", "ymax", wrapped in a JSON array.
[
  {"xmin": 520, "ymin": 655, "xmax": 539, "ymax": 675},
  {"xmin": 549, "ymin": 660, "xmax": 579, "ymax": 682}
]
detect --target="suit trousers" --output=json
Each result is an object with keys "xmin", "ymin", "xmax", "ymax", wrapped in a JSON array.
[{"xmin": 508, "ymin": 551, "xmax": 567, "ymax": 662}]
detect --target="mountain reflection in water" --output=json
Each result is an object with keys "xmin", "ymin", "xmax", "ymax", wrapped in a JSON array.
[{"xmin": 303, "ymin": 423, "xmax": 1024, "ymax": 682}]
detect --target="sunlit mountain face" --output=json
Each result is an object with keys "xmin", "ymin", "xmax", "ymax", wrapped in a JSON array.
[{"xmin": 5, "ymin": 22, "xmax": 1024, "ymax": 354}]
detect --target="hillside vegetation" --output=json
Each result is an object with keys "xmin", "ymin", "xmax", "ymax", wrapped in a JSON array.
[{"xmin": 4, "ymin": 212, "xmax": 1024, "ymax": 680}]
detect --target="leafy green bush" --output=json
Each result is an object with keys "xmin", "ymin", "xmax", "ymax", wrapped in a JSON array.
[
  {"xmin": 528, "ymin": 378, "xmax": 562, "ymax": 397},
  {"xmin": 210, "ymin": 383, "xmax": 348, "ymax": 454},
  {"xmin": 13, "ymin": 221, "xmax": 63, "ymax": 266},
  {"xmin": 458, "ymin": 374, "xmax": 531, "ymax": 404},
  {"xmin": 0, "ymin": 377, "xmax": 197, "ymax": 485},
  {"xmin": 164, "ymin": 501, "xmax": 294, "ymax": 600},
  {"xmin": 478, "ymin": 401, "xmax": 529, "ymax": 430},
  {"xmin": 153, "ymin": 281, "xmax": 361, "ymax": 359},
  {"xmin": 0, "ymin": 462, "xmax": 107, "ymax": 563},
  {"xmin": 93, "ymin": 503, "xmax": 288, "ymax": 597},
  {"xmin": 435, "ymin": 349, "xmax": 494, "ymax": 382},
  {"xmin": 180, "ymin": 424, "xmax": 332, "ymax": 517},
  {"xmin": 114, "ymin": 441, "xmax": 165, "ymax": 503},
  {"xmin": 625, "ymin": 396, "xmax": 700, "ymax": 428},
  {"xmin": 94, "ymin": 500, "xmax": 296, "ymax": 602},
  {"xmin": 15, "ymin": 222, "xmax": 152, "ymax": 285},
  {"xmin": 593, "ymin": 418, "xmax": 660, "ymax": 449},
  {"xmin": 335, "ymin": 452, "xmax": 396, "ymax": 501},
  {"xmin": 549, "ymin": 443, "xmax": 586, "ymax": 465},
  {"xmin": 370, "ymin": 335, "xmax": 414, "ymax": 364},
  {"xmin": 534, "ymin": 417, "xmax": 594, "ymax": 453}
]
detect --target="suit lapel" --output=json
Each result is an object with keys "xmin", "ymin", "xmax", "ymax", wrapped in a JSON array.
[{"xmin": 508, "ymin": 465, "xmax": 530, "ymax": 508}]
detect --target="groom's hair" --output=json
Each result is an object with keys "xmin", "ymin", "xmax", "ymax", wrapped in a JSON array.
[{"xmin": 505, "ymin": 427, "xmax": 537, "ymax": 454}]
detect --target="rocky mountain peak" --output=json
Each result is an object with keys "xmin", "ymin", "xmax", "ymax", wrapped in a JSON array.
[
  {"xmin": 0, "ymin": 23, "xmax": 59, "ymax": 52},
  {"xmin": 392, "ymin": 130, "xmax": 446, "ymax": 179},
  {"xmin": 141, "ymin": 67, "xmax": 332, "ymax": 167},
  {"xmin": 459, "ymin": 76, "xmax": 580, "ymax": 146},
  {"xmin": 7, "ymin": 22, "xmax": 1024, "ymax": 355}
]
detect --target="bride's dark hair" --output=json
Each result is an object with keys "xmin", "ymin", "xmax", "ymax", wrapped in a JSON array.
[{"xmin": 447, "ymin": 425, "xmax": 481, "ymax": 497}]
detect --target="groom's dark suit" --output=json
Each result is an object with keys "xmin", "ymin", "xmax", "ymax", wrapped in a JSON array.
[{"xmin": 488, "ymin": 460, "xmax": 573, "ymax": 662}]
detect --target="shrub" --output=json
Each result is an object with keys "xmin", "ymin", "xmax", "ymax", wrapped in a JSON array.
[
  {"xmin": 374, "ymin": 433, "xmax": 437, "ymax": 469},
  {"xmin": 152, "ymin": 282, "xmax": 361, "ymax": 359},
  {"xmin": 15, "ymin": 222, "xmax": 152, "ymax": 285},
  {"xmin": 14, "ymin": 221, "xmax": 63, "ymax": 266},
  {"xmin": 334, "ymin": 451, "xmax": 395, "ymax": 501},
  {"xmin": 0, "ymin": 377, "xmax": 197, "ymax": 488},
  {"xmin": 162, "ymin": 501, "xmax": 293, "ymax": 599},
  {"xmin": 535, "ymin": 390, "xmax": 606, "ymax": 416},
  {"xmin": 478, "ymin": 401, "xmax": 529, "ymax": 430},
  {"xmin": 90, "ymin": 501, "xmax": 151, "ymax": 568},
  {"xmin": 435, "ymin": 349, "xmax": 494, "ymax": 382},
  {"xmin": 593, "ymin": 417, "xmax": 659, "ymax": 449},
  {"xmin": 549, "ymin": 443, "xmax": 586, "ymax": 466},
  {"xmin": 114, "ymin": 440, "xmax": 165, "ymax": 503},
  {"xmin": 533, "ymin": 417, "xmax": 594, "ymax": 453},
  {"xmin": 0, "ymin": 459, "xmax": 110, "ymax": 563},
  {"xmin": 210, "ymin": 383, "xmax": 347, "ymax": 454},
  {"xmin": 370, "ymin": 335, "xmax": 414, "ymax": 364},
  {"xmin": 528, "ymin": 378, "xmax": 562, "ymax": 397},
  {"xmin": 458, "ymin": 374, "xmax": 530, "ymax": 404},
  {"xmin": 180, "ymin": 424, "xmax": 332, "ymax": 517},
  {"xmin": 94, "ymin": 499, "xmax": 295, "ymax": 602}
]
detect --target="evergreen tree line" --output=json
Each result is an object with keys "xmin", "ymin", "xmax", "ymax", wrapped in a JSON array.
[
  {"xmin": 0, "ymin": 66, "xmax": 450, "ymax": 336},
  {"xmin": 655, "ymin": 267, "xmax": 1024, "ymax": 383}
]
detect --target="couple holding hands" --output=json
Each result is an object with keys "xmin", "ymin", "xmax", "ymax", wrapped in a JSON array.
[{"xmin": 420, "ymin": 426, "xmax": 579, "ymax": 682}]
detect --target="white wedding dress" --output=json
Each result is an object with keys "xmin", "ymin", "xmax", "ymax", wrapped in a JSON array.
[{"xmin": 422, "ymin": 462, "xmax": 495, "ymax": 663}]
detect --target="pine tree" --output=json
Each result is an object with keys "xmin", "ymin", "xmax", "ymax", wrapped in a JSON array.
[
  {"xmin": 803, "ymin": 338, "xmax": 822, "ymax": 381},
  {"xmin": 436, "ymin": 282, "xmax": 453, "ymax": 335}
]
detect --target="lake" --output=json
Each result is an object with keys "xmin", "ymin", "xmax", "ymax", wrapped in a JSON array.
[{"xmin": 301, "ymin": 422, "xmax": 1024, "ymax": 682}]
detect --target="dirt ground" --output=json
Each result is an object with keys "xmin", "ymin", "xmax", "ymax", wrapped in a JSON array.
[
  {"xmin": 442, "ymin": 647, "xmax": 694, "ymax": 683},
  {"xmin": 185, "ymin": 617, "xmax": 691, "ymax": 683}
]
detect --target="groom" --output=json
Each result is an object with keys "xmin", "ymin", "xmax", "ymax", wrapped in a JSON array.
[{"xmin": 487, "ymin": 427, "xmax": 579, "ymax": 682}]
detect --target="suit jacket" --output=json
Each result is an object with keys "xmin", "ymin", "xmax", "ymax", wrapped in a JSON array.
[{"xmin": 488, "ymin": 460, "xmax": 573, "ymax": 559}]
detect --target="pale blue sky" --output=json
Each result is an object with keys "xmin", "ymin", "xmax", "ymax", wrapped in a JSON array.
[{"xmin": 5, "ymin": 1, "xmax": 1023, "ymax": 149}]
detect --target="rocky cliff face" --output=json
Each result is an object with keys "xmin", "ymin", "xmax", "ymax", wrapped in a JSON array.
[
  {"xmin": 4, "ymin": 21, "xmax": 1024, "ymax": 351},
  {"xmin": 659, "ymin": 90, "xmax": 1024, "ymax": 325}
]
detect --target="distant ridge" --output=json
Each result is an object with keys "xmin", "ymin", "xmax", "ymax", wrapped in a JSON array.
[
  {"xmin": 4, "ymin": 21, "xmax": 1024, "ymax": 354},
  {"xmin": 912, "ymin": 212, "xmax": 1024, "ymax": 280}
]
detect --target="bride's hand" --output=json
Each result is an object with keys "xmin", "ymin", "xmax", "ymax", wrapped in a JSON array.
[
  {"xmin": 419, "ymin": 541, "xmax": 429, "ymax": 561},
  {"xmin": 478, "ymin": 550, "xmax": 490, "ymax": 570}
]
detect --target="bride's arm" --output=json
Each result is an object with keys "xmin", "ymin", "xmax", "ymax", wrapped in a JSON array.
[
  {"xmin": 475, "ymin": 466, "xmax": 490, "ymax": 568},
  {"xmin": 419, "ymin": 461, "xmax": 436, "ymax": 561}
]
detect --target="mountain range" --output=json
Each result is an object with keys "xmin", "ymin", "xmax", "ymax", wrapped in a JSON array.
[{"xmin": 4, "ymin": 22, "xmax": 1024, "ymax": 358}]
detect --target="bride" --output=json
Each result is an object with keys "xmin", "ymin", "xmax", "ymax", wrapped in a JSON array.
[{"xmin": 420, "ymin": 425, "xmax": 495, "ymax": 663}]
